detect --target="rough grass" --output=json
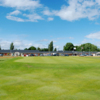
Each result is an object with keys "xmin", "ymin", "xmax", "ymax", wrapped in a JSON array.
[{"xmin": 0, "ymin": 57, "xmax": 100, "ymax": 100}]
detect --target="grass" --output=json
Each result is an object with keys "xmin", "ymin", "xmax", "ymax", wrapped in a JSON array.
[{"xmin": 0, "ymin": 56, "xmax": 100, "ymax": 100}]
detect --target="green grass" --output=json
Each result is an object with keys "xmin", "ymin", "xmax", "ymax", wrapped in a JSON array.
[{"xmin": 0, "ymin": 56, "xmax": 100, "ymax": 100}]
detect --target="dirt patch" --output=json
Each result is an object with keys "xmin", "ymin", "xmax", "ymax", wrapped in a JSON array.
[{"xmin": 0, "ymin": 57, "xmax": 15, "ymax": 59}]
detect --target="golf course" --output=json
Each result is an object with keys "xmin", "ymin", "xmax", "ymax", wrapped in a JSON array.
[{"xmin": 0, "ymin": 56, "xmax": 100, "ymax": 100}]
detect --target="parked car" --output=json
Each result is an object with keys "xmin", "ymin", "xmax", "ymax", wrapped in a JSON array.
[
  {"xmin": 88, "ymin": 54, "xmax": 93, "ymax": 56},
  {"xmin": 83, "ymin": 54, "xmax": 86, "ymax": 56},
  {"xmin": 52, "ymin": 53, "xmax": 57, "ymax": 56},
  {"xmin": 30, "ymin": 54, "xmax": 34, "ymax": 56},
  {"xmin": 0, "ymin": 54, "xmax": 3, "ymax": 56},
  {"xmin": 65, "ymin": 54, "xmax": 69, "ymax": 56},
  {"xmin": 26, "ymin": 54, "xmax": 29, "ymax": 57},
  {"xmin": 34, "ymin": 54, "xmax": 38, "ymax": 56},
  {"xmin": 47, "ymin": 54, "xmax": 51, "ymax": 56},
  {"xmin": 40, "ymin": 54, "xmax": 43, "ymax": 56},
  {"xmin": 60, "ymin": 54, "xmax": 64, "ymax": 56},
  {"xmin": 52, "ymin": 53, "xmax": 59, "ymax": 56},
  {"xmin": 24, "ymin": 54, "xmax": 26, "ymax": 56},
  {"xmin": 79, "ymin": 54, "xmax": 84, "ymax": 56}
]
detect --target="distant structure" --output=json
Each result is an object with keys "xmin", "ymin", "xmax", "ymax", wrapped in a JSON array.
[{"xmin": 0, "ymin": 50, "xmax": 99, "ymax": 56}]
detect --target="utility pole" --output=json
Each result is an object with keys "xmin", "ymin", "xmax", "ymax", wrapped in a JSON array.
[
  {"xmin": 89, "ymin": 47, "xmax": 90, "ymax": 55},
  {"xmin": 81, "ymin": 47, "xmax": 83, "ymax": 55},
  {"xmin": 73, "ymin": 47, "xmax": 76, "ymax": 56}
]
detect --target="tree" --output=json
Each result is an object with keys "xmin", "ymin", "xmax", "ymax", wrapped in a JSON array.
[
  {"xmin": 0, "ymin": 46, "xmax": 1, "ymax": 50},
  {"xmin": 48, "ymin": 41, "xmax": 53, "ymax": 51},
  {"xmin": 24, "ymin": 48, "xmax": 28, "ymax": 50},
  {"xmin": 54, "ymin": 48, "xmax": 57, "ymax": 51},
  {"xmin": 10, "ymin": 42, "xmax": 14, "ymax": 50},
  {"xmin": 28, "ymin": 46, "xmax": 36, "ymax": 50},
  {"xmin": 75, "ymin": 43, "xmax": 98, "ymax": 51},
  {"xmin": 63, "ymin": 42, "xmax": 74, "ymax": 51},
  {"xmin": 40, "ymin": 48, "xmax": 48, "ymax": 51},
  {"xmin": 97, "ymin": 48, "xmax": 100, "ymax": 51},
  {"xmin": 75, "ymin": 46, "xmax": 81, "ymax": 51},
  {"xmin": 37, "ymin": 47, "xmax": 41, "ymax": 51}
]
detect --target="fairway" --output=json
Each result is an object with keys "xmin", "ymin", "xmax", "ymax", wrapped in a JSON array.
[{"xmin": 0, "ymin": 57, "xmax": 100, "ymax": 100}]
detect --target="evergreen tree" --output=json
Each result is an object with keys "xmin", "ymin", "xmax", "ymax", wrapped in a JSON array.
[
  {"xmin": 37, "ymin": 47, "xmax": 41, "ymax": 51},
  {"xmin": 0, "ymin": 46, "xmax": 1, "ymax": 50},
  {"xmin": 54, "ymin": 48, "xmax": 57, "ymax": 51},
  {"xmin": 10, "ymin": 42, "xmax": 14, "ymax": 50},
  {"xmin": 48, "ymin": 41, "xmax": 53, "ymax": 51}
]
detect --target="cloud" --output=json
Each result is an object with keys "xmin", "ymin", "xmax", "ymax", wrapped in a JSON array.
[
  {"xmin": 82, "ymin": 39, "xmax": 91, "ymax": 44},
  {"xmin": 0, "ymin": 0, "xmax": 43, "ymax": 22},
  {"xmin": 6, "ymin": 15, "xmax": 24, "ymax": 22},
  {"xmin": 0, "ymin": 39, "xmax": 48, "ymax": 50},
  {"xmin": 57, "ymin": 37, "xmax": 74, "ymax": 40},
  {"xmin": 6, "ymin": 10, "xmax": 24, "ymax": 22},
  {"xmin": 11, "ymin": 34, "xmax": 29, "ymax": 38},
  {"xmin": 69, "ymin": 37, "xmax": 74, "ymax": 39},
  {"xmin": 6, "ymin": 10, "xmax": 43, "ymax": 22},
  {"xmin": 1, "ymin": 0, "xmax": 100, "ymax": 22},
  {"xmin": 43, "ymin": 8, "xmax": 53, "ymax": 16},
  {"xmin": 42, "ymin": 0, "xmax": 100, "ymax": 21},
  {"xmin": 86, "ymin": 31, "xmax": 100, "ymax": 39},
  {"xmin": 53, "ymin": 45, "xmax": 59, "ymax": 50},
  {"xmin": 0, "ymin": 40, "xmax": 11, "ymax": 49},
  {"xmin": 23, "ymin": 13, "xmax": 44, "ymax": 22},
  {"xmin": 34, "ymin": 43, "xmax": 48, "ymax": 48},
  {"xmin": 96, "ymin": 0, "xmax": 100, "ymax": 5},
  {"xmin": 13, "ymin": 40, "xmax": 33, "ymax": 49},
  {"xmin": 0, "ymin": 39, "xmax": 33, "ymax": 49},
  {"xmin": 0, "ymin": 0, "xmax": 42, "ymax": 10},
  {"xmin": 52, "ymin": 40, "xmax": 57, "ymax": 43},
  {"xmin": 37, "ymin": 39, "xmax": 49, "ymax": 42},
  {"xmin": 95, "ymin": 22, "xmax": 100, "ymax": 25},
  {"xmin": 0, "ymin": 38, "xmax": 50, "ymax": 49},
  {"xmin": 9, "ymin": 10, "xmax": 21, "ymax": 15},
  {"xmin": 94, "ymin": 42, "xmax": 100, "ymax": 47},
  {"xmin": 0, "ymin": 38, "xmax": 2, "ymax": 41},
  {"xmin": 48, "ymin": 17, "xmax": 54, "ymax": 21},
  {"xmin": 53, "ymin": 0, "xmax": 100, "ymax": 21}
]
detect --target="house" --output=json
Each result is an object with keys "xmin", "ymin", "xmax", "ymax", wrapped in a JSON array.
[
  {"xmin": 96, "ymin": 52, "xmax": 100, "ymax": 56},
  {"xmin": 0, "ymin": 50, "xmax": 98, "ymax": 56}
]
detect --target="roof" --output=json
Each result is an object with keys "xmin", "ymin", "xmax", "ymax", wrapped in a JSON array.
[
  {"xmin": 0, "ymin": 50, "xmax": 98, "ymax": 54},
  {"xmin": 0, "ymin": 50, "xmax": 39, "ymax": 53},
  {"xmin": 96, "ymin": 52, "xmax": 100, "ymax": 54}
]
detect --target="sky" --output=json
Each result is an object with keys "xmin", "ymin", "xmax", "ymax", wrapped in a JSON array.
[{"xmin": 0, "ymin": 0, "xmax": 100, "ymax": 50}]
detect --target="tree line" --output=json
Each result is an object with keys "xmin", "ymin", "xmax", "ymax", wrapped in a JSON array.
[
  {"xmin": 0, "ymin": 41, "xmax": 100, "ymax": 51},
  {"xmin": 24, "ymin": 41, "xmax": 57, "ymax": 51},
  {"xmin": 63, "ymin": 42, "xmax": 100, "ymax": 51}
]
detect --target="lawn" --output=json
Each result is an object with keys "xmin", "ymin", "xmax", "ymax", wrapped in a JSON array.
[{"xmin": 0, "ymin": 56, "xmax": 100, "ymax": 100}]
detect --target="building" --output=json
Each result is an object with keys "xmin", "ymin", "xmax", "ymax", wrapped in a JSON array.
[
  {"xmin": 0, "ymin": 50, "xmax": 98, "ymax": 56},
  {"xmin": 96, "ymin": 52, "xmax": 100, "ymax": 56}
]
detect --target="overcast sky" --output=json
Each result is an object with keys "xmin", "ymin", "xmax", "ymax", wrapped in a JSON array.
[{"xmin": 0, "ymin": 0, "xmax": 100, "ymax": 50}]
